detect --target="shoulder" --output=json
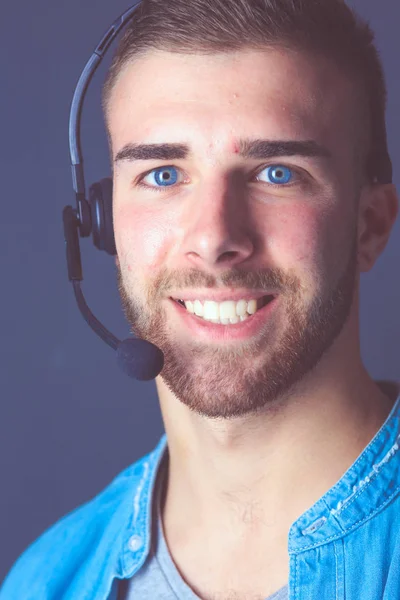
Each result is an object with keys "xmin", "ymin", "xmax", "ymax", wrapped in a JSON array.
[{"xmin": 0, "ymin": 436, "xmax": 167, "ymax": 600}]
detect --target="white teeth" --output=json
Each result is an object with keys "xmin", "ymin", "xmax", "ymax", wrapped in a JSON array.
[
  {"xmin": 247, "ymin": 299, "xmax": 257, "ymax": 315},
  {"xmin": 203, "ymin": 301, "xmax": 219, "ymax": 320},
  {"xmin": 219, "ymin": 301, "xmax": 237, "ymax": 319},
  {"xmin": 236, "ymin": 300, "xmax": 248, "ymax": 317},
  {"xmin": 185, "ymin": 300, "xmax": 194, "ymax": 314},
  {"xmin": 194, "ymin": 300, "xmax": 204, "ymax": 317},
  {"xmin": 180, "ymin": 297, "xmax": 269, "ymax": 324}
]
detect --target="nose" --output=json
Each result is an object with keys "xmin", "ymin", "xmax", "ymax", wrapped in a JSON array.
[{"xmin": 179, "ymin": 177, "xmax": 256, "ymax": 269}]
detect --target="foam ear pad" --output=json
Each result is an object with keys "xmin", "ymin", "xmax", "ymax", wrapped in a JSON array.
[{"xmin": 89, "ymin": 177, "xmax": 116, "ymax": 255}]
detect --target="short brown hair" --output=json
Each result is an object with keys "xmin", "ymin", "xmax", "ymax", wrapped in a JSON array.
[{"xmin": 102, "ymin": 0, "xmax": 391, "ymax": 184}]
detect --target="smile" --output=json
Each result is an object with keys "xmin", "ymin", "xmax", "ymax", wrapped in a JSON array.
[
  {"xmin": 169, "ymin": 293, "xmax": 279, "ymax": 342},
  {"xmin": 172, "ymin": 296, "xmax": 275, "ymax": 325}
]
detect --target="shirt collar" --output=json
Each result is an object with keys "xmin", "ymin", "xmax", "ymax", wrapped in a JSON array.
[
  {"xmin": 117, "ymin": 380, "xmax": 400, "ymax": 574},
  {"xmin": 117, "ymin": 433, "xmax": 168, "ymax": 578},
  {"xmin": 289, "ymin": 380, "xmax": 400, "ymax": 551}
]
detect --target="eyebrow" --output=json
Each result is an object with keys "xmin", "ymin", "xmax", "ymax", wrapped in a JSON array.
[
  {"xmin": 114, "ymin": 143, "xmax": 188, "ymax": 164},
  {"xmin": 240, "ymin": 139, "xmax": 331, "ymax": 160},
  {"xmin": 113, "ymin": 139, "xmax": 331, "ymax": 164}
]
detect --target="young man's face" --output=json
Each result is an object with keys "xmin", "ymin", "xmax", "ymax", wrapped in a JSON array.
[{"xmin": 108, "ymin": 48, "xmax": 365, "ymax": 417}]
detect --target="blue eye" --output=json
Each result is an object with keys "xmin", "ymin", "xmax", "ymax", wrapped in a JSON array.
[
  {"xmin": 257, "ymin": 165, "xmax": 293, "ymax": 185},
  {"xmin": 142, "ymin": 166, "xmax": 179, "ymax": 187}
]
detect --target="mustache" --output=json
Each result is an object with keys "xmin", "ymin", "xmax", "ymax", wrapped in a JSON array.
[{"xmin": 145, "ymin": 267, "xmax": 293, "ymax": 301}]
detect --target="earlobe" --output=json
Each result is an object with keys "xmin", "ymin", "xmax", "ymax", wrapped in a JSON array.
[{"xmin": 357, "ymin": 183, "xmax": 399, "ymax": 273}]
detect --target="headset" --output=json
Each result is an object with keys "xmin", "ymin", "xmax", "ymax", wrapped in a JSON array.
[
  {"xmin": 63, "ymin": 2, "xmax": 164, "ymax": 381},
  {"xmin": 62, "ymin": 2, "xmax": 393, "ymax": 381}
]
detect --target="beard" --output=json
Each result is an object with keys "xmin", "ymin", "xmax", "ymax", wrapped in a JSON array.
[{"xmin": 116, "ymin": 234, "xmax": 358, "ymax": 420}]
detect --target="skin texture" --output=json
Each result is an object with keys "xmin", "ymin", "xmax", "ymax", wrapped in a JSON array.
[{"xmin": 108, "ymin": 49, "xmax": 398, "ymax": 598}]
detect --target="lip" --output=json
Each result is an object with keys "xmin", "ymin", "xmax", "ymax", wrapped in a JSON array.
[
  {"xmin": 168, "ymin": 295, "xmax": 279, "ymax": 342},
  {"xmin": 169, "ymin": 290, "xmax": 277, "ymax": 302}
]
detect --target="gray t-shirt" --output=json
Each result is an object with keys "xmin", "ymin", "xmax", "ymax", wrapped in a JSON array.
[{"xmin": 119, "ymin": 456, "xmax": 289, "ymax": 600}]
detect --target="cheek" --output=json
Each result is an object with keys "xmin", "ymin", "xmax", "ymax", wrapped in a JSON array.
[
  {"xmin": 114, "ymin": 205, "xmax": 176, "ymax": 270},
  {"xmin": 268, "ymin": 204, "xmax": 325, "ymax": 265}
]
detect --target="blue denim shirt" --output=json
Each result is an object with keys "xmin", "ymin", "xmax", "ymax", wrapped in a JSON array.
[{"xmin": 2, "ymin": 380, "xmax": 400, "ymax": 600}]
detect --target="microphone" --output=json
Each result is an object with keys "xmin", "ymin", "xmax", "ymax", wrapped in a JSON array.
[
  {"xmin": 63, "ymin": 206, "xmax": 164, "ymax": 381},
  {"xmin": 117, "ymin": 338, "xmax": 164, "ymax": 381}
]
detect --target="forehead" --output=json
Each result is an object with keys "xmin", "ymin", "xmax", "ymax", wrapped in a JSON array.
[{"xmin": 108, "ymin": 48, "xmax": 360, "ymax": 159}]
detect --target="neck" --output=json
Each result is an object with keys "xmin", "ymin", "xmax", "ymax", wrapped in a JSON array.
[{"xmin": 157, "ymin": 360, "xmax": 394, "ymax": 539}]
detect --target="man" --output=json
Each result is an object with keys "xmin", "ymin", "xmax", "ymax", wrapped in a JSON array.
[{"xmin": 1, "ymin": 0, "xmax": 399, "ymax": 598}]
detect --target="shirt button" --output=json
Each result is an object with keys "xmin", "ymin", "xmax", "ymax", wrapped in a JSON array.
[{"xmin": 128, "ymin": 535, "xmax": 143, "ymax": 552}]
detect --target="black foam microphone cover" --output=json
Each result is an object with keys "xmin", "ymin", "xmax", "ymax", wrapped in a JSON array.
[{"xmin": 116, "ymin": 338, "xmax": 164, "ymax": 381}]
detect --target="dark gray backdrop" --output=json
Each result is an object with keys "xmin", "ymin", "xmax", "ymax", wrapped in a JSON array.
[{"xmin": 0, "ymin": 0, "xmax": 399, "ymax": 582}]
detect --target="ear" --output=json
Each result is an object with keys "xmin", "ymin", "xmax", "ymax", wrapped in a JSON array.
[
  {"xmin": 357, "ymin": 183, "xmax": 399, "ymax": 273},
  {"xmin": 115, "ymin": 255, "xmax": 120, "ymax": 268}
]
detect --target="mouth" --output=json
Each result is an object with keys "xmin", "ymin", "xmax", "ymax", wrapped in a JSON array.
[
  {"xmin": 168, "ymin": 292, "xmax": 279, "ymax": 343},
  {"xmin": 170, "ymin": 294, "xmax": 276, "ymax": 325}
]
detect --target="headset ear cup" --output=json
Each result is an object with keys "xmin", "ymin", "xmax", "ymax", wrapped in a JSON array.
[{"xmin": 89, "ymin": 177, "xmax": 116, "ymax": 255}]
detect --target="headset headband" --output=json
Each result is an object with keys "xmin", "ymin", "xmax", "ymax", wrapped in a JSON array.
[{"xmin": 69, "ymin": 4, "xmax": 140, "ymax": 234}]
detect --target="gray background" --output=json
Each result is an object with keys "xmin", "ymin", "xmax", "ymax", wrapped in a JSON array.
[{"xmin": 0, "ymin": 0, "xmax": 398, "ymax": 582}]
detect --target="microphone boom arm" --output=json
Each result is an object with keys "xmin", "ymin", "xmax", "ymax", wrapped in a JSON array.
[
  {"xmin": 72, "ymin": 280, "xmax": 120, "ymax": 351},
  {"xmin": 63, "ymin": 204, "xmax": 121, "ymax": 351}
]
